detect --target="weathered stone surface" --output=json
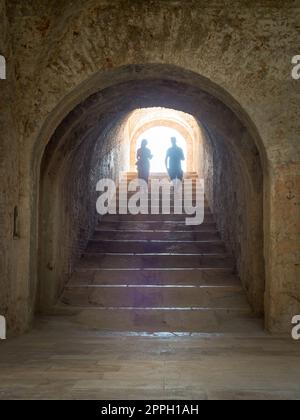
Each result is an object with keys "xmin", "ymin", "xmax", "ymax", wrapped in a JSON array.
[
  {"xmin": 0, "ymin": 0, "xmax": 299, "ymax": 335},
  {"xmin": 0, "ymin": 316, "xmax": 299, "ymax": 400},
  {"xmin": 203, "ymin": 126, "xmax": 265, "ymax": 315},
  {"xmin": 0, "ymin": 0, "xmax": 29, "ymax": 334}
]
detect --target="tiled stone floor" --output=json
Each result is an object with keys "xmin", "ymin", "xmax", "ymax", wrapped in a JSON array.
[{"xmin": 0, "ymin": 316, "xmax": 299, "ymax": 400}]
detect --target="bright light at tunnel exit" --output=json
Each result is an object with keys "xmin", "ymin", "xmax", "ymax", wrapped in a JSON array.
[{"xmin": 136, "ymin": 126, "xmax": 187, "ymax": 173}]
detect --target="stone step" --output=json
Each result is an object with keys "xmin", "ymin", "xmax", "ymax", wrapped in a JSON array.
[
  {"xmin": 111, "ymin": 205, "xmax": 210, "ymax": 214},
  {"xmin": 52, "ymin": 305, "xmax": 262, "ymax": 334},
  {"xmin": 125, "ymin": 172, "xmax": 198, "ymax": 178},
  {"xmin": 114, "ymin": 196, "xmax": 209, "ymax": 203},
  {"xmin": 57, "ymin": 170, "xmax": 259, "ymax": 335},
  {"xmin": 61, "ymin": 285, "xmax": 249, "ymax": 309},
  {"xmin": 114, "ymin": 201, "xmax": 211, "ymax": 210},
  {"xmin": 122, "ymin": 179, "xmax": 199, "ymax": 184},
  {"xmin": 79, "ymin": 253, "xmax": 234, "ymax": 269},
  {"xmin": 115, "ymin": 191, "xmax": 205, "ymax": 197},
  {"xmin": 115, "ymin": 185, "xmax": 203, "ymax": 192},
  {"xmin": 118, "ymin": 181, "xmax": 200, "ymax": 186},
  {"xmin": 86, "ymin": 240, "xmax": 226, "ymax": 254},
  {"xmin": 102, "ymin": 213, "xmax": 214, "ymax": 222},
  {"xmin": 96, "ymin": 221, "xmax": 217, "ymax": 231},
  {"xmin": 113, "ymin": 198, "xmax": 206, "ymax": 208},
  {"xmin": 69, "ymin": 268, "xmax": 238, "ymax": 286},
  {"xmin": 116, "ymin": 187, "xmax": 205, "ymax": 194},
  {"xmin": 92, "ymin": 230, "xmax": 220, "ymax": 241}
]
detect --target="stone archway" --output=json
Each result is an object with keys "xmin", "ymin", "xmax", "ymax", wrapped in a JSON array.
[
  {"xmin": 32, "ymin": 64, "xmax": 266, "ymax": 328},
  {"xmin": 1, "ymin": 1, "xmax": 298, "ymax": 340},
  {"xmin": 129, "ymin": 118, "xmax": 197, "ymax": 173}
]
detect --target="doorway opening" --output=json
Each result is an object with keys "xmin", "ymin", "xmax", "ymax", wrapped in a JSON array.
[
  {"xmin": 127, "ymin": 107, "xmax": 203, "ymax": 176},
  {"xmin": 35, "ymin": 65, "xmax": 265, "ymax": 331},
  {"xmin": 135, "ymin": 126, "xmax": 187, "ymax": 173}
]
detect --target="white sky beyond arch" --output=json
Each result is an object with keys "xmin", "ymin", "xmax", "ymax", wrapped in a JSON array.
[{"xmin": 136, "ymin": 126, "xmax": 187, "ymax": 173}]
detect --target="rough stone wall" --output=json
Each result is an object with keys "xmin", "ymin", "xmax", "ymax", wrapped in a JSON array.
[
  {"xmin": 0, "ymin": 0, "xmax": 299, "ymax": 333},
  {"xmin": 0, "ymin": 0, "xmax": 26, "ymax": 333},
  {"xmin": 0, "ymin": 0, "xmax": 10, "ymax": 325},
  {"xmin": 266, "ymin": 163, "xmax": 300, "ymax": 331},
  {"xmin": 203, "ymin": 126, "xmax": 265, "ymax": 314},
  {"xmin": 202, "ymin": 127, "xmax": 214, "ymax": 210},
  {"xmin": 38, "ymin": 110, "xmax": 129, "ymax": 309}
]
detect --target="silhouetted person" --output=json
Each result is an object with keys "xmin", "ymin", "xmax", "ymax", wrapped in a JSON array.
[
  {"xmin": 165, "ymin": 137, "xmax": 185, "ymax": 181},
  {"xmin": 136, "ymin": 139, "xmax": 153, "ymax": 183}
]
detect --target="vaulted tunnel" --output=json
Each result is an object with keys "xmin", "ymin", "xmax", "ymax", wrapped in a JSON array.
[
  {"xmin": 1, "ymin": 0, "xmax": 300, "ymax": 399},
  {"xmin": 36, "ymin": 65, "xmax": 265, "ymax": 327}
]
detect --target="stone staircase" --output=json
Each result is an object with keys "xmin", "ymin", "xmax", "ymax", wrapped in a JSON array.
[{"xmin": 58, "ymin": 172, "xmax": 262, "ymax": 333}]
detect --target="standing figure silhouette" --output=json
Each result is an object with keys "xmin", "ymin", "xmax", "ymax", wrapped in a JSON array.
[
  {"xmin": 136, "ymin": 139, "xmax": 153, "ymax": 183},
  {"xmin": 165, "ymin": 137, "xmax": 185, "ymax": 181}
]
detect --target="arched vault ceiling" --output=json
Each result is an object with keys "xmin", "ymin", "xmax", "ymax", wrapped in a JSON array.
[{"xmin": 44, "ymin": 78, "xmax": 263, "ymax": 192}]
